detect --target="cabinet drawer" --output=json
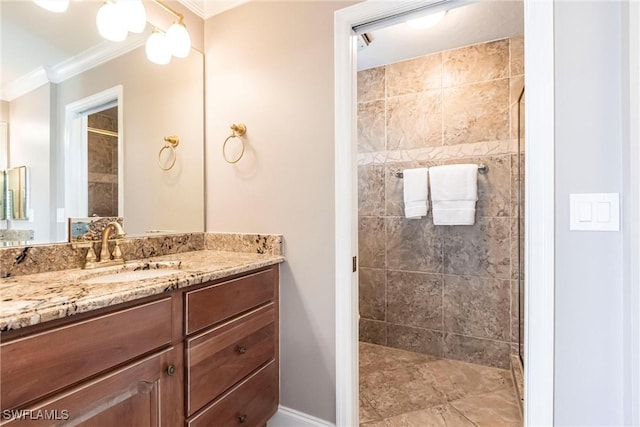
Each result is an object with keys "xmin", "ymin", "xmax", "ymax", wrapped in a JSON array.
[
  {"xmin": 185, "ymin": 268, "xmax": 274, "ymax": 335},
  {"xmin": 186, "ymin": 304, "xmax": 276, "ymax": 415},
  {"xmin": 187, "ymin": 361, "xmax": 277, "ymax": 427},
  {"xmin": 1, "ymin": 298, "xmax": 172, "ymax": 411}
]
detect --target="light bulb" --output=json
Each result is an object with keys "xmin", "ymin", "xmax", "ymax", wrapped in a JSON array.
[
  {"xmin": 118, "ymin": 0, "xmax": 147, "ymax": 34},
  {"xmin": 146, "ymin": 31, "xmax": 171, "ymax": 65},
  {"xmin": 34, "ymin": 0, "xmax": 70, "ymax": 13},
  {"xmin": 96, "ymin": 2, "xmax": 127, "ymax": 42},
  {"xmin": 166, "ymin": 22, "xmax": 191, "ymax": 58},
  {"xmin": 406, "ymin": 11, "xmax": 446, "ymax": 30}
]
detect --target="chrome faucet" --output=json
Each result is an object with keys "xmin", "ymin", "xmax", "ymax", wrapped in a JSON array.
[{"xmin": 83, "ymin": 221, "xmax": 127, "ymax": 269}]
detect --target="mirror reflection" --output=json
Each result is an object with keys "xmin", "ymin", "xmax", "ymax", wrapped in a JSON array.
[{"xmin": 0, "ymin": 1, "xmax": 205, "ymax": 246}]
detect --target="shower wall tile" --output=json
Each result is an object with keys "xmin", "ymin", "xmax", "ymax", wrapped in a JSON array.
[
  {"xmin": 511, "ymin": 280, "xmax": 519, "ymax": 343},
  {"xmin": 358, "ymin": 66, "xmax": 385, "ymax": 102},
  {"xmin": 386, "ymin": 53, "xmax": 442, "ymax": 97},
  {"xmin": 88, "ymin": 135, "xmax": 116, "ymax": 174},
  {"xmin": 88, "ymin": 182, "xmax": 117, "ymax": 217},
  {"xmin": 510, "ymin": 35, "xmax": 525, "ymax": 76},
  {"xmin": 442, "ymin": 217, "xmax": 511, "ymax": 279},
  {"xmin": 387, "ymin": 270, "xmax": 442, "ymax": 330},
  {"xmin": 510, "ymin": 75, "xmax": 524, "ymax": 106},
  {"xmin": 510, "ymin": 217, "xmax": 520, "ymax": 281},
  {"xmin": 359, "ymin": 217, "xmax": 386, "ymax": 269},
  {"xmin": 357, "ymin": 36, "xmax": 524, "ymax": 369},
  {"xmin": 442, "ymin": 39, "xmax": 510, "ymax": 87},
  {"xmin": 443, "ymin": 333, "xmax": 511, "ymax": 369},
  {"xmin": 442, "ymin": 155, "xmax": 511, "ymax": 218},
  {"xmin": 387, "ymin": 91, "xmax": 442, "ymax": 150},
  {"xmin": 510, "ymin": 154, "xmax": 524, "ymax": 219},
  {"xmin": 386, "ymin": 217, "xmax": 443, "ymax": 274},
  {"xmin": 443, "ymin": 79, "xmax": 510, "ymax": 146},
  {"xmin": 360, "ymin": 268, "xmax": 386, "ymax": 321},
  {"xmin": 359, "ymin": 164, "xmax": 385, "ymax": 216},
  {"xmin": 358, "ymin": 101, "xmax": 386, "ymax": 153},
  {"xmin": 360, "ymin": 319, "xmax": 387, "ymax": 345},
  {"xmin": 443, "ymin": 274, "xmax": 511, "ymax": 341},
  {"xmin": 386, "ymin": 324, "xmax": 443, "ymax": 358}
]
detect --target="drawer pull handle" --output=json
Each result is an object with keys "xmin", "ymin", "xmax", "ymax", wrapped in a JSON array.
[
  {"xmin": 166, "ymin": 364, "xmax": 176, "ymax": 376},
  {"xmin": 236, "ymin": 345, "xmax": 247, "ymax": 354},
  {"xmin": 238, "ymin": 414, "xmax": 247, "ymax": 423}
]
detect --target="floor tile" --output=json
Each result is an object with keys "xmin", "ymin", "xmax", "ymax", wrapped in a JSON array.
[
  {"xmin": 359, "ymin": 342, "xmax": 522, "ymax": 426},
  {"xmin": 384, "ymin": 404, "xmax": 475, "ymax": 427},
  {"xmin": 359, "ymin": 342, "xmax": 439, "ymax": 376},
  {"xmin": 450, "ymin": 387, "xmax": 522, "ymax": 426}
]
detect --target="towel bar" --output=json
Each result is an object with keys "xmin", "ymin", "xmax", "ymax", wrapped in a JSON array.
[{"xmin": 394, "ymin": 163, "xmax": 488, "ymax": 178}]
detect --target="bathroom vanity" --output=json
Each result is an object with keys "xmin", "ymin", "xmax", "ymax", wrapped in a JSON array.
[{"xmin": 0, "ymin": 244, "xmax": 282, "ymax": 427}]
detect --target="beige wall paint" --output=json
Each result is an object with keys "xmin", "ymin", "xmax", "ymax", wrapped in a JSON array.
[
  {"xmin": 205, "ymin": 1, "xmax": 353, "ymax": 421},
  {"xmin": 8, "ymin": 84, "xmax": 52, "ymax": 240},
  {"xmin": 56, "ymin": 46, "xmax": 204, "ymax": 237}
]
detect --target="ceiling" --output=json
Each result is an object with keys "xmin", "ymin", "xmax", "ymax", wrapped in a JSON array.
[
  {"xmin": 357, "ymin": 1, "xmax": 524, "ymax": 71},
  {"xmin": 1, "ymin": 1, "xmax": 105, "ymax": 85},
  {"xmin": 1, "ymin": 0, "xmax": 522, "ymax": 97}
]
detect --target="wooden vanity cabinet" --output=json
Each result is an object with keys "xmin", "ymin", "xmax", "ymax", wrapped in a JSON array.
[
  {"xmin": 0, "ymin": 265, "xmax": 279, "ymax": 427},
  {"xmin": 184, "ymin": 268, "xmax": 279, "ymax": 426}
]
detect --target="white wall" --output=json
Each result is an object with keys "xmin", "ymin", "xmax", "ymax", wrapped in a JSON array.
[
  {"xmin": 8, "ymin": 84, "xmax": 52, "ymax": 241},
  {"xmin": 554, "ymin": 2, "xmax": 625, "ymax": 425},
  {"xmin": 204, "ymin": 1, "xmax": 353, "ymax": 422},
  {"xmin": 55, "ymin": 46, "xmax": 204, "ymax": 237}
]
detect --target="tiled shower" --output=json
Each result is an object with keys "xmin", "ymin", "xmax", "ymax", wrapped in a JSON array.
[
  {"xmin": 357, "ymin": 36, "xmax": 525, "ymax": 370},
  {"xmin": 87, "ymin": 108, "xmax": 119, "ymax": 217}
]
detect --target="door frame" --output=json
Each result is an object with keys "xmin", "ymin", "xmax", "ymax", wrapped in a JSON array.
[
  {"xmin": 333, "ymin": 1, "xmax": 556, "ymax": 426},
  {"xmin": 64, "ymin": 85, "xmax": 124, "ymax": 224}
]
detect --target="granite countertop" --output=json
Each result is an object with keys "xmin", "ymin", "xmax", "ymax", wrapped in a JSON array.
[{"xmin": 0, "ymin": 250, "xmax": 284, "ymax": 332}]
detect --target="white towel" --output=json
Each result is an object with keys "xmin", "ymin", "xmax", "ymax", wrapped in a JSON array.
[
  {"xmin": 402, "ymin": 168, "xmax": 429, "ymax": 219},
  {"xmin": 429, "ymin": 164, "xmax": 478, "ymax": 225}
]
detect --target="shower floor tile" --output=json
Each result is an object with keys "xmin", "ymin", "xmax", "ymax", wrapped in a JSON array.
[{"xmin": 359, "ymin": 342, "xmax": 522, "ymax": 427}]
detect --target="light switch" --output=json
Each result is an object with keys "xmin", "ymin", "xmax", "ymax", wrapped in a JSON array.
[
  {"xmin": 596, "ymin": 202, "xmax": 611, "ymax": 223},
  {"xmin": 578, "ymin": 202, "xmax": 592, "ymax": 222},
  {"xmin": 570, "ymin": 193, "xmax": 619, "ymax": 231}
]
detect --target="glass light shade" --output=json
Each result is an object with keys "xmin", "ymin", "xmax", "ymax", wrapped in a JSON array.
[
  {"xmin": 34, "ymin": 0, "xmax": 70, "ymax": 13},
  {"xmin": 146, "ymin": 32, "xmax": 171, "ymax": 65},
  {"xmin": 406, "ymin": 11, "xmax": 446, "ymax": 30},
  {"xmin": 166, "ymin": 22, "xmax": 191, "ymax": 58},
  {"xmin": 96, "ymin": 2, "xmax": 127, "ymax": 42},
  {"xmin": 118, "ymin": 0, "xmax": 147, "ymax": 34}
]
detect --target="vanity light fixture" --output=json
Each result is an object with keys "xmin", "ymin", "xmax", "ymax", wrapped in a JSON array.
[
  {"xmin": 147, "ymin": 0, "xmax": 192, "ymax": 63},
  {"xmin": 146, "ymin": 29, "xmax": 172, "ymax": 65},
  {"xmin": 96, "ymin": 0, "xmax": 146, "ymax": 42},
  {"xmin": 406, "ymin": 10, "xmax": 446, "ymax": 30},
  {"xmin": 34, "ymin": 0, "xmax": 70, "ymax": 13}
]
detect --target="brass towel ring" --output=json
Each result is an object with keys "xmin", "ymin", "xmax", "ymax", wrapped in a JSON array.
[
  {"xmin": 223, "ymin": 123, "xmax": 247, "ymax": 164},
  {"xmin": 158, "ymin": 135, "xmax": 179, "ymax": 171}
]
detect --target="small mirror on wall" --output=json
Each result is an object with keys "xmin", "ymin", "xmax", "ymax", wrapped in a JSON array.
[{"xmin": 6, "ymin": 166, "xmax": 28, "ymax": 220}]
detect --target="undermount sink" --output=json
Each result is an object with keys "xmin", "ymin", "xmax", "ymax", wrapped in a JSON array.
[{"xmin": 81, "ymin": 261, "xmax": 183, "ymax": 284}]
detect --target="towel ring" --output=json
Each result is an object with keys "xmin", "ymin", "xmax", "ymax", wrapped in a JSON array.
[
  {"xmin": 158, "ymin": 135, "xmax": 179, "ymax": 171},
  {"xmin": 223, "ymin": 123, "xmax": 247, "ymax": 164}
]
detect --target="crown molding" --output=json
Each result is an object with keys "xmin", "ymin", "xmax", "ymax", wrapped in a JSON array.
[
  {"xmin": 1, "ymin": 67, "xmax": 49, "ymax": 102},
  {"xmin": 1, "ymin": 32, "xmax": 147, "ymax": 102},
  {"xmin": 49, "ymin": 32, "xmax": 147, "ymax": 84},
  {"xmin": 176, "ymin": 0, "xmax": 205, "ymax": 18}
]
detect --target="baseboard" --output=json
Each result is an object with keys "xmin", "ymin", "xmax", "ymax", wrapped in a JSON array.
[{"xmin": 267, "ymin": 405, "xmax": 336, "ymax": 427}]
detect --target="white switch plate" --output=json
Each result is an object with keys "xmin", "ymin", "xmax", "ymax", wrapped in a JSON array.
[{"xmin": 570, "ymin": 193, "xmax": 619, "ymax": 231}]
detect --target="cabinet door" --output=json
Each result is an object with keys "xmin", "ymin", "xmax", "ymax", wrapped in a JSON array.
[{"xmin": 1, "ymin": 346, "xmax": 183, "ymax": 427}]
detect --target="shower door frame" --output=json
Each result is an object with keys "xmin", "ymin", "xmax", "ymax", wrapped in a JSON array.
[{"xmin": 333, "ymin": 1, "xmax": 556, "ymax": 426}]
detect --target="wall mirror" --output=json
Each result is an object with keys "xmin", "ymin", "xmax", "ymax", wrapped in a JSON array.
[{"xmin": 0, "ymin": 1, "xmax": 204, "ymax": 246}]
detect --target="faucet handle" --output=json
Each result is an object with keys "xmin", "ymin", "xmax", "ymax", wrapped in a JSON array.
[{"xmin": 111, "ymin": 240, "xmax": 124, "ymax": 261}]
